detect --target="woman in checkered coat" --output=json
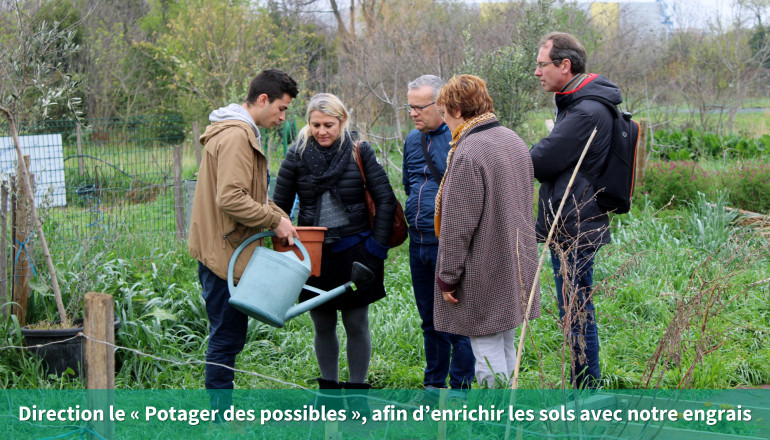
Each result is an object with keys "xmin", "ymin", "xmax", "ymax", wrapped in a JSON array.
[{"xmin": 433, "ymin": 75, "xmax": 540, "ymax": 388}]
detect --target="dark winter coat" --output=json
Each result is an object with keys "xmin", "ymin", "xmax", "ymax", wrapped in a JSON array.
[
  {"xmin": 402, "ymin": 123, "xmax": 451, "ymax": 245},
  {"xmin": 530, "ymin": 74, "xmax": 621, "ymax": 247},
  {"xmin": 273, "ymin": 139, "xmax": 397, "ymax": 310},
  {"xmin": 274, "ymin": 141, "xmax": 396, "ymax": 248}
]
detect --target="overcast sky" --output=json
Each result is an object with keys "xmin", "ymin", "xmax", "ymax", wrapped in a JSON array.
[
  {"xmin": 312, "ymin": 1, "xmax": 759, "ymax": 30},
  {"xmin": 467, "ymin": 0, "xmax": 756, "ymax": 29},
  {"xmin": 572, "ymin": 0, "xmax": 754, "ymax": 29}
]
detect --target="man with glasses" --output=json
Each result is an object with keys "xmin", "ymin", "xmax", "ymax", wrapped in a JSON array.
[
  {"xmin": 530, "ymin": 32, "xmax": 624, "ymax": 389},
  {"xmin": 402, "ymin": 75, "xmax": 475, "ymax": 392}
]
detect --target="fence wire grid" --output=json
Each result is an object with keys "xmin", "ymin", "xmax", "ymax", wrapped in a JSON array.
[{"xmin": 0, "ymin": 115, "xmax": 187, "ymax": 260}]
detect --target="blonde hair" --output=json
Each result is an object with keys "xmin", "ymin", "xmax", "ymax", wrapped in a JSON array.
[{"xmin": 296, "ymin": 93, "xmax": 351, "ymax": 153}]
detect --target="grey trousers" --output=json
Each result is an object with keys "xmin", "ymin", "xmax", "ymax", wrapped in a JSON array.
[{"xmin": 469, "ymin": 328, "xmax": 517, "ymax": 389}]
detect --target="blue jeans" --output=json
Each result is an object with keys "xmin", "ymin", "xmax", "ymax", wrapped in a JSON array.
[
  {"xmin": 550, "ymin": 246, "xmax": 601, "ymax": 389},
  {"xmin": 199, "ymin": 262, "xmax": 247, "ymax": 396},
  {"xmin": 409, "ymin": 242, "xmax": 475, "ymax": 389}
]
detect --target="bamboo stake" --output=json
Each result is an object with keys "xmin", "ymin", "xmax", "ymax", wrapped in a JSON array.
[
  {"xmin": 511, "ymin": 127, "xmax": 597, "ymax": 390},
  {"xmin": 76, "ymin": 123, "xmax": 85, "ymax": 177},
  {"xmin": 0, "ymin": 106, "xmax": 68, "ymax": 325}
]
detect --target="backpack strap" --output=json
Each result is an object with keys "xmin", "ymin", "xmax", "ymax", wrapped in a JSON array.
[
  {"xmin": 420, "ymin": 132, "xmax": 444, "ymax": 184},
  {"xmin": 565, "ymin": 96, "xmax": 621, "ymax": 183}
]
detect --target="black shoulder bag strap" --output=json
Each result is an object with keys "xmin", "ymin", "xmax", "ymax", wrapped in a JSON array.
[
  {"xmin": 420, "ymin": 132, "xmax": 444, "ymax": 184},
  {"xmin": 566, "ymin": 95, "xmax": 619, "ymax": 180}
]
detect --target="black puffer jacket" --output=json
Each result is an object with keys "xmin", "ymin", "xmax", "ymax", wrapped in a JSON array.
[
  {"xmin": 530, "ymin": 74, "xmax": 621, "ymax": 247},
  {"xmin": 273, "ymin": 140, "xmax": 396, "ymax": 248}
]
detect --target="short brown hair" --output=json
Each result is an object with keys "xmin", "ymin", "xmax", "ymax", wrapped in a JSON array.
[
  {"xmin": 539, "ymin": 32, "xmax": 587, "ymax": 74},
  {"xmin": 437, "ymin": 74, "xmax": 494, "ymax": 121},
  {"xmin": 246, "ymin": 69, "xmax": 298, "ymax": 104}
]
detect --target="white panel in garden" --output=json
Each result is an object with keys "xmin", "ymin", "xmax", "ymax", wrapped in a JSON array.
[{"xmin": 0, "ymin": 133, "xmax": 67, "ymax": 207}]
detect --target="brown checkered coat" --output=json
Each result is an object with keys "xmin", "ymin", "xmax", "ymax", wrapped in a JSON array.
[{"xmin": 434, "ymin": 118, "xmax": 541, "ymax": 336}]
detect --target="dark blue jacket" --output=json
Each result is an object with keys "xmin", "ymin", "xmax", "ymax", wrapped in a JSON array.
[
  {"xmin": 402, "ymin": 123, "xmax": 451, "ymax": 245},
  {"xmin": 530, "ymin": 74, "xmax": 621, "ymax": 247}
]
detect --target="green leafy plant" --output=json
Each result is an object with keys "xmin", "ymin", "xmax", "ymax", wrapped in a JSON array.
[
  {"xmin": 459, "ymin": 0, "xmax": 553, "ymax": 134},
  {"xmin": 640, "ymin": 160, "xmax": 770, "ymax": 213},
  {"xmin": 715, "ymin": 161, "xmax": 770, "ymax": 213},
  {"xmin": 638, "ymin": 161, "xmax": 708, "ymax": 208},
  {"xmin": 653, "ymin": 128, "xmax": 767, "ymax": 160}
]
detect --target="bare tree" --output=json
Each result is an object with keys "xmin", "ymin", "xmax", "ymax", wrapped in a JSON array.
[
  {"xmin": 318, "ymin": 0, "xmax": 473, "ymax": 167},
  {"xmin": 461, "ymin": 0, "xmax": 554, "ymax": 136},
  {"xmin": 712, "ymin": 1, "xmax": 770, "ymax": 131}
]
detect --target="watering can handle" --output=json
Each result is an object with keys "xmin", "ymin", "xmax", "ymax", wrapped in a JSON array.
[{"xmin": 226, "ymin": 231, "xmax": 311, "ymax": 291}]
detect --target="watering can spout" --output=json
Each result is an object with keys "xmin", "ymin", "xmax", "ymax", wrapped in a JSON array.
[
  {"xmin": 285, "ymin": 282, "xmax": 353, "ymax": 321},
  {"xmin": 227, "ymin": 232, "xmax": 377, "ymax": 328},
  {"xmin": 285, "ymin": 262, "xmax": 375, "ymax": 321}
]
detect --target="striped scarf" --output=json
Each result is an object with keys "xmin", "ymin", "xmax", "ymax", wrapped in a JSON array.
[
  {"xmin": 434, "ymin": 112, "xmax": 496, "ymax": 238},
  {"xmin": 560, "ymin": 73, "xmax": 590, "ymax": 93}
]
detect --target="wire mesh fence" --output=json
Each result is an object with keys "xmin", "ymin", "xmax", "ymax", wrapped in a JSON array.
[{"xmin": 0, "ymin": 115, "xmax": 186, "ymax": 261}]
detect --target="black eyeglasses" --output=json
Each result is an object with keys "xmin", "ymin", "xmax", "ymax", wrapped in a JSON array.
[
  {"xmin": 535, "ymin": 60, "xmax": 561, "ymax": 69},
  {"xmin": 405, "ymin": 102, "xmax": 436, "ymax": 114}
]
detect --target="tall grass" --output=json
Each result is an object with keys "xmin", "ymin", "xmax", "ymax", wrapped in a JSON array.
[{"xmin": 1, "ymin": 193, "xmax": 768, "ymax": 390}]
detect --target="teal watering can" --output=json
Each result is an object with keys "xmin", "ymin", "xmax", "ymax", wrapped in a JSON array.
[{"xmin": 227, "ymin": 231, "xmax": 374, "ymax": 328}]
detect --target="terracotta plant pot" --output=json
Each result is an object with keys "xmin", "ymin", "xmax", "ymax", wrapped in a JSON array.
[{"xmin": 272, "ymin": 226, "xmax": 327, "ymax": 277}]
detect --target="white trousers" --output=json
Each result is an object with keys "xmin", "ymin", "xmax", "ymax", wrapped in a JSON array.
[{"xmin": 469, "ymin": 328, "xmax": 517, "ymax": 388}]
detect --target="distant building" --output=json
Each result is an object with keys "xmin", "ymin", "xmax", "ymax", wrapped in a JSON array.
[
  {"xmin": 581, "ymin": 1, "xmax": 673, "ymax": 38},
  {"xmin": 471, "ymin": 1, "xmax": 674, "ymax": 37}
]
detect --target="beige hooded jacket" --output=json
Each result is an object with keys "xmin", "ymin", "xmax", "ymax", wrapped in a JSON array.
[{"xmin": 188, "ymin": 120, "xmax": 288, "ymax": 281}]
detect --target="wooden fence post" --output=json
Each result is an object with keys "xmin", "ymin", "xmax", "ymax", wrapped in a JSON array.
[
  {"xmin": 0, "ymin": 181, "xmax": 7, "ymax": 318},
  {"xmin": 76, "ymin": 123, "xmax": 85, "ymax": 177},
  {"xmin": 192, "ymin": 121, "xmax": 202, "ymax": 168},
  {"xmin": 85, "ymin": 292, "xmax": 115, "ymax": 440},
  {"xmin": 173, "ymin": 145, "xmax": 186, "ymax": 240},
  {"xmin": 11, "ymin": 156, "xmax": 33, "ymax": 325},
  {"xmin": 635, "ymin": 119, "xmax": 649, "ymax": 188}
]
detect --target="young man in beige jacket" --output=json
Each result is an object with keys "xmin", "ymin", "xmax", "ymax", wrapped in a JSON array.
[{"xmin": 188, "ymin": 69, "xmax": 299, "ymax": 409}]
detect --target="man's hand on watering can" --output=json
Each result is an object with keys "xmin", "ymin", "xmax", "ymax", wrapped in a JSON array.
[
  {"xmin": 273, "ymin": 216, "xmax": 299, "ymax": 246},
  {"xmin": 442, "ymin": 290, "xmax": 458, "ymax": 305}
]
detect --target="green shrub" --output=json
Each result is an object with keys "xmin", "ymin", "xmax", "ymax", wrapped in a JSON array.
[
  {"xmin": 652, "ymin": 129, "xmax": 766, "ymax": 160},
  {"xmin": 639, "ymin": 160, "xmax": 770, "ymax": 213},
  {"xmin": 638, "ymin": 161, "xmax": 709, "ymax": 208},
  {"xmin": 714, "ymin": 161, "xmax": 770, "ymax": 213}
]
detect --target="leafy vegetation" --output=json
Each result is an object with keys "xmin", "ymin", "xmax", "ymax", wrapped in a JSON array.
[
  {"xmin": 639, "ymin": 160, "xmax": 770, "ymax": 213},
  {"xmin": 1, "ymin": 193, "xmax": 767, "ymax": 390},
  {"xmin": 652, "ymin": 128, "xmax": 769, "ymax": 160},
  {"xmin": 0, "ymin": 0, "xmax": 768, "ymax": 399}
]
